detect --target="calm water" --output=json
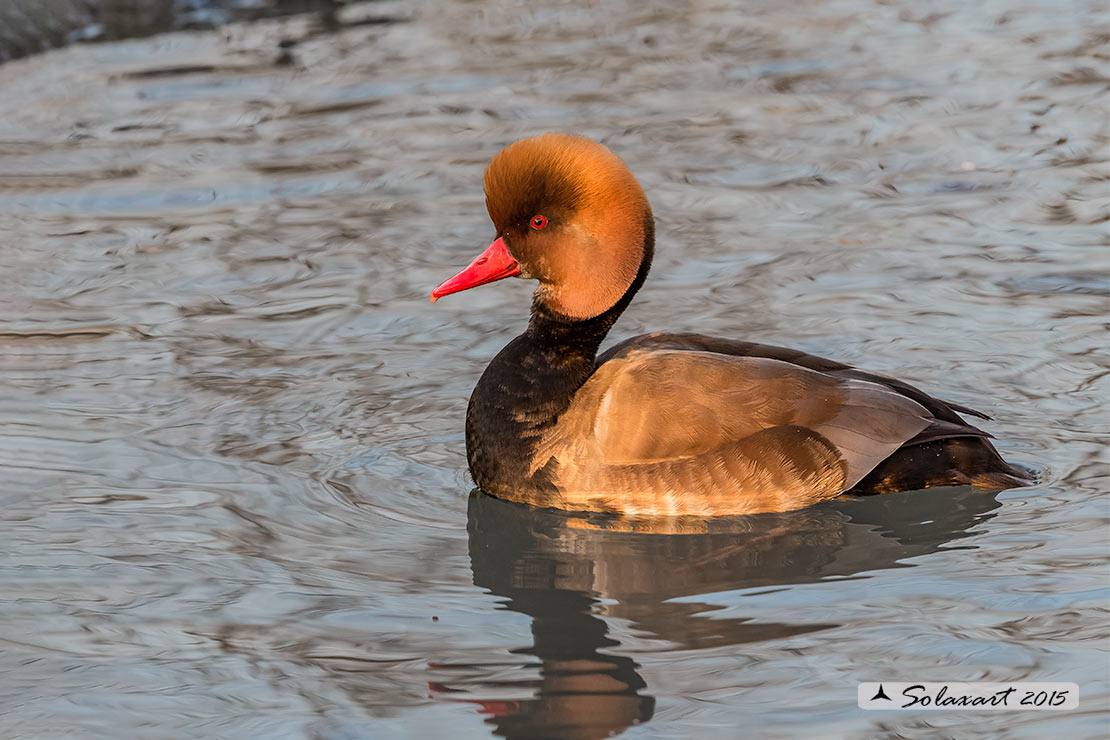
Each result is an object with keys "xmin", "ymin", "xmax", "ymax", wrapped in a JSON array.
[{"xmin": 2, "ymin": 0, "xmax": 1108, "ymax": 738}]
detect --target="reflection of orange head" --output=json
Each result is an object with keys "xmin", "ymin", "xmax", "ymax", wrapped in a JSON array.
[
  {"xmin": 484, "ymin": 664, "xmax": 655, "ymax": 740},
  {"xmin": 431, "ymin": 667, "xmax": 653, "ymax": 740}
]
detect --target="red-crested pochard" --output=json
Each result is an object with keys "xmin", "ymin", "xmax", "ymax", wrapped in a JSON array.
[{"xmin": 431, "ymin": 134, "xmax": 1030, "ymax": 517}]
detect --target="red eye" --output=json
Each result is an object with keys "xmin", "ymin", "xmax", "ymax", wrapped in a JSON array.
[{"xmin": 530, "ymin": 215, "xmax": 548, "ymax": 230}]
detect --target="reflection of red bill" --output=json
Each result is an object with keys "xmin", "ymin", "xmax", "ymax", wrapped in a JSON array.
[
  {"xmin": 427, "ymin": 680, "xmax": 521, "ymax": 716},
  {"xmin": 474, "ymin": 700, "xmax": 521, "ymax": 717}
]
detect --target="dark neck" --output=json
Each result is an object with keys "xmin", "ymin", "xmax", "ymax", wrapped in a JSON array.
[
  {"xmin": 466, "ymin": 225, "xmax": 654, "ymax": 500},
  {"xmin": 527, "ymin": 215, "xmax": 656, "ymax": 357}
]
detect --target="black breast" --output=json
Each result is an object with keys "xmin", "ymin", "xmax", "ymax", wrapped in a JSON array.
[{"xmin": 465, "ymin": 332, "xmax": 593, "ymax": 506}]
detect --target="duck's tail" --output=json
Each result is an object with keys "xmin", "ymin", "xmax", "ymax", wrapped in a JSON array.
[{"xmin": 849, "ymin": 437, "xmax": 1033, "ymax": 495}]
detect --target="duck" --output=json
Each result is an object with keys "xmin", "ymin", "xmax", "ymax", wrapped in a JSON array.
[{"xmin": 431, "ymin": 133, "xmax": 1030, "ymax": 517}]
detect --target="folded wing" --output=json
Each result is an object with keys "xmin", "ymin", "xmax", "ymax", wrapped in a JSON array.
[{"xmin": 575, "ymin": 348, "xmax": 934, "ymax": 491}]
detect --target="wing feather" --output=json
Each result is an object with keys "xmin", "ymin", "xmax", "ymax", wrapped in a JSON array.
[{"xmin": 569, "ymin": 348, "xmax": 933, "ymax": 491}]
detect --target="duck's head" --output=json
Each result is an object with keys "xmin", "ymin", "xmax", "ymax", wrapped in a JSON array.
[{"xmin": 431, "ymin": 133, "xmax": 653, "ymax": 321}]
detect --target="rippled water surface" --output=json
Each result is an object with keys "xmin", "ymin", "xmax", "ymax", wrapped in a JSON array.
[{"xmin": 2, "ymin": 1, "xmax": 1108, "ymax": 738}]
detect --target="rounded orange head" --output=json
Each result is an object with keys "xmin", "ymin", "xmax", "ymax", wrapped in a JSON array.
[{"xmin": 432, "ymin": 134, "xmax": 653, "ymax": 321}]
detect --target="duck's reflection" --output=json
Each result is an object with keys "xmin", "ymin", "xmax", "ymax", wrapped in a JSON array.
[{"xmin": 444, "ymin": 487, "xmax": 1001, "ymax": 740}]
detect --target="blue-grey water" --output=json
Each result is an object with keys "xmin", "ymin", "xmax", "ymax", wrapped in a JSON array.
[{"xmin": 1, "ymin": 1, "xmax": 1107, "ymax": 738}]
